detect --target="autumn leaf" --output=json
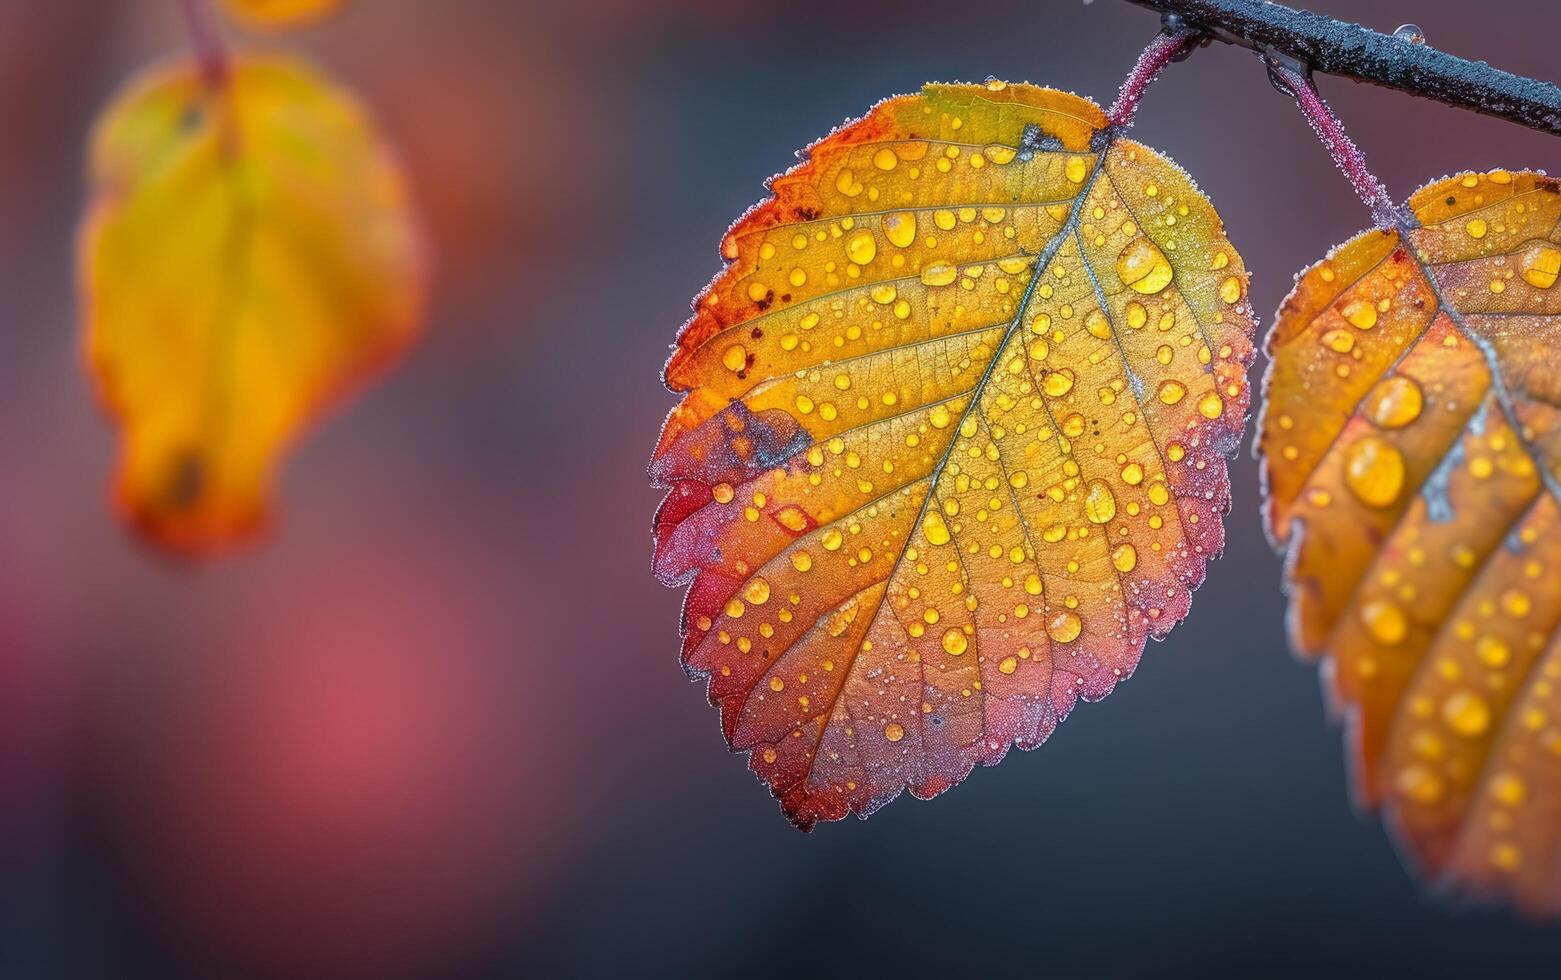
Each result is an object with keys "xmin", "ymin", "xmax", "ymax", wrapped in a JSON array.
[
  {"xmin": 650, "ymin": 81, "xmax": 1255, "ymax": 828},
  {"xmin": 223, "ymin": 0, "xmax": 345, "ymax": 29},
  {"xmin": 81, "ymin": 54, "xmax": 426, "ymax": 554},
  {"xmin": 1260, "ymin": 169, "xmax": 1561, "ymax": 914}
]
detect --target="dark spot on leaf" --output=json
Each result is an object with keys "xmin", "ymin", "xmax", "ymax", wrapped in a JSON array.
[
  {"xmin": 177, "ymin": 102, "xmax": 204, "ymax": 133},
  {"xmin": 165, "ymin": 452, "xmax": 205, "ymax": 511}
]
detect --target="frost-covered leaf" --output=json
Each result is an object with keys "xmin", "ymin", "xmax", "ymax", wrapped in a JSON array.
[
  {"xmin": 652, "ymin": 81, "xmax": 1255, "ymax": 828},
  {"xmin": 1261, "ymin": 168, "xmax": 1561, "ymax": 915},
  {"xmin": 81, "ymin": 54, "xmax": 425, "ymax": 554}
]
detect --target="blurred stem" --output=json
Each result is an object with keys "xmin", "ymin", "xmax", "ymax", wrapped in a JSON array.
[
  {"xmin": 1268, "ymin": 61, "xmax": 1399, "ymax": 230},
  {"xmin": 1107, "ymin": 27, "xmax": 1201, "ymax": 129},
  {"xmin": 178, "ymin": 0, "xmax": 229, "ymax": 86}
]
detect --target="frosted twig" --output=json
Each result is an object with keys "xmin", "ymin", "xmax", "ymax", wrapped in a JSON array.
[
  {"xmin": 1268, "ymin": 60, "xmax": 1398, "ymax": 230},
  {"xmin": 1108, "ymin": 28, "xmax": 1201, "ymax": 129},
  {"xmin": 1121, "ymin": 0, "xmax": 1561, "ymax": 137}
]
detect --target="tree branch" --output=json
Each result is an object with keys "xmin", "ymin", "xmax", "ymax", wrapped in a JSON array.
[{"xmin": 1121, "ymin": 0, "xmax": 1561, "ymax": 137}]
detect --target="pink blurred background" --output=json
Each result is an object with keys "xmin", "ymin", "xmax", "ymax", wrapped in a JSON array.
[{"xmin": 1, "ymin": 1, "xmax": 1558, "ymax": 976}]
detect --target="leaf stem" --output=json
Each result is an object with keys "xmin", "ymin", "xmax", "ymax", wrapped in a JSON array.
[
  {"xmin": 1267, "ymin": 61, "xmax": 1398, "ymax": 230},
  {"xmin": 1120, "ymin": 0, "xmax": 1561, "ymax": 137},
  {"xmin": 1107, "ymin": 27, "xmax": 1201, "ymax": 129},
  {"xmin": 178, "ymin": 0, "xmax": 229, "ymax": 86}
]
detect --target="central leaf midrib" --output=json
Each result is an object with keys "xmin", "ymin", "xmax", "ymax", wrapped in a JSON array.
[{"xmin": 790, "ymin": 139, "xmax": 1117, "ymax": 786}]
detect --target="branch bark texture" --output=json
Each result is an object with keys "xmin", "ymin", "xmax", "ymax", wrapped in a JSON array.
[{"xmin": 1123, "ymin": 0, "xmax": 1561, "ymax": 137}]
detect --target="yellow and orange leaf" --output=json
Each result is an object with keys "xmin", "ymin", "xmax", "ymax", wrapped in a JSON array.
[
  {"xmin": 651, "ymin": 81, "xmax": 1255, "ymax": 828},
  {"xmin": 223, "ymin": 0, "xmax": 345, "ymax": 29},
  {"xmin": 1260, "ymin": 169, "xmax": 1561, "ymax": 915},
  {"xmin": 82, "ymin": 54, "xmax": 425, "ymax": 554}
]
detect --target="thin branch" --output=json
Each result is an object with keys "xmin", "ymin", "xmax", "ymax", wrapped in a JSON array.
[
  {"xmin": 1107, "ymin": 28, "xmax": 1200, "ymax": 129},
  {"xmin": 1122, "ymin": 0, "xmax": 1561, "ymax": 137},
  {"xmin": 178, "ymin": 0, "xmax": 229, "ymax": 86},
  {"xmin": 1267, "ymin": 61, "xmax": 1398, "ymax": 229}
]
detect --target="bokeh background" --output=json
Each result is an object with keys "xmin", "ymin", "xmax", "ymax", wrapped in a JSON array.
[{"xmin": 2, "ymin": 0, "xmax": 1560, "ymax": 976}]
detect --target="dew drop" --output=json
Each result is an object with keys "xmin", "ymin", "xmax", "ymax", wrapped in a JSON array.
[
  {"xmin": 1047, "ymin": 610, "xmax": 1082, "ymax": 644},
  {"xmin": 1042, "ymin": 370, "xmax": 1075, "ymax": 397},
  {"xmin": 1084, "ymin": 480, "xmax": 1117, "ymax": 524},
  {"xmin": 1520, "ymin": 244, "xmax": 1560, "ymax": 289},
  {"xmin": 1365, "ymin": 376, "xmax": 1423, "ymax": 429},
  {"xmin": 884, "ymin": 721, "xmax": 905, "ymax": 742},
  {"xmin": 1344, "ymin": 436, "xmax": 1405, "ymax": 507},
  {"xmin": 882, "ymin": 211, "xmax": 917, "ymax": 249},
  {"xmin": 1393, "ymin": 23, "xmax": 1426, "ymax": 44},
  {"xmin": 922, "ymin": 512, "xmax": 952, "ymax": 546},
  {"xmin": 1476, "ymin": 635, "xmax": 1511, "ymax": 668},
  {"xmin": 1360, "ymin": 598, "xmax": 1408, "ymax": 645},
  {"xmin": 1116, "ymin": 237, "xmax": 1174, "ymax": 294},
  {"xmin": 1321, "ymin": 328, "xmax": 1355, "ymax": 354},
  {"xmin": 1491, "ymin": 771, "xmax": 1527, "ymax": 807},
  {"xmin": 1157, "ymin": 379, "xmax": 1186, "ymax": 405},
  {"xmin": 920, "ymin": 263, "xmax": 958, "ymax": 287},
  {"xmin": 722, "ymin": 344, "xmax": 748, "ymax": 372},
  {"xmin": 1442, "ymin": 691, "xmax": 1491, "ymax": 737},
  {"xmin": 744, "ymin": 578, "xmax": 771, "ymax": 605},
  {"xmin": 942, "ymin": 628, "xmax": 968, "ymax": 656},
  {"xmin": 845, "ymin": 229, "xmax": 877, "ymax": 265},
  {"xmin": 1111, "ymin": 543, "xmax": 1137, "ymax": 573},
  {"xmin": 1342, "ymin": 298, "xmax": 1378, "ymax": 330},
  {"xmin": 1395, "ymin": 764, "xmax": 1445, "ymax": 804},
  {"xmin": 1491, "ymin": 842, "xmax": 1522, "ymax": 872}
]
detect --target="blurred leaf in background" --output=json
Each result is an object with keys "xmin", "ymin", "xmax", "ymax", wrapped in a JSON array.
[
  {"xmin": 224, "ymin": 0, "xmax": 345, "ymax": 30},
  {"xmin": 81, "ymin": 12, "xmax": 425, "ymax": 554}
]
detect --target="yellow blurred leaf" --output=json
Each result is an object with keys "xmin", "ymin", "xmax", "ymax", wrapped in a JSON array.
[
  {"xmin": 651, "ymin": 82, "xmax": 1255, "ymax": 827},
  {"xmin": 223, "ymin": 0, "xmax": 345, "ymax": 29},
  {"xmin": 81, "ymin": 54, "xmax": 426, "ymax": 554},
  {"xmin": 1261, "ymin": 169, "xmax": 1561, "ymax": 915}
]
